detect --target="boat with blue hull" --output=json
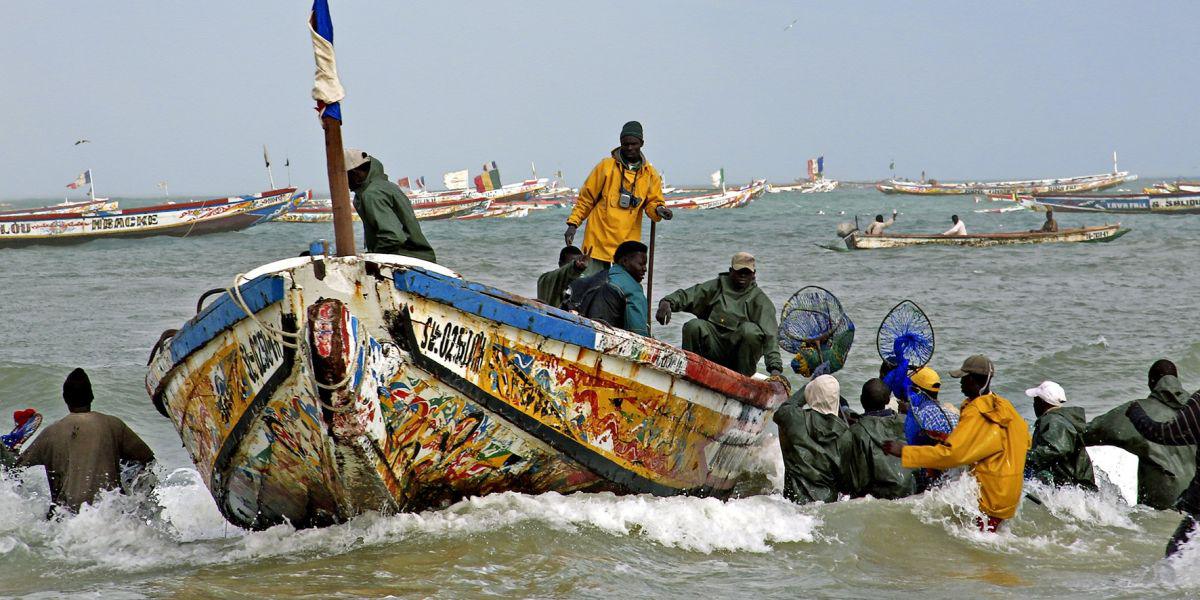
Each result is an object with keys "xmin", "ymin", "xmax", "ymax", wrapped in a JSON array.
[{"xmin": 1019, "ymin": 191, "xmax": 1200, "ymax": 214}]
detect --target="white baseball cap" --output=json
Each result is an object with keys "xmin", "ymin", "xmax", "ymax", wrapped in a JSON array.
[
  {"xmin": 1025, "ymin": 380, "xmax": 1066, "ymax": 406},
  {"xmin": 344, "ymin": 148, "xmax": 370, "ymax": 171}
]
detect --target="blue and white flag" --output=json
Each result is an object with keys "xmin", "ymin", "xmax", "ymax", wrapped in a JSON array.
[
  {"xmin": 817, "ymin": 156, "xmax": 824, "ymax": 175},
  {"xmin": 309, "ymin": 0, "xmax": 344, "ymax": 122},
  {"xmin": 66, "ymin": 169, "xmax": 91, "ymax": 189}
]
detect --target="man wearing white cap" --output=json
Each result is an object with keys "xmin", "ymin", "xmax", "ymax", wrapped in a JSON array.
[
  {"xmin": 655, "ymin": 252, "xmax": 782, "ymax": 377},
  {"xmin": 774, "ymin": 374, "xmax": 849, "ymax": 503},
  {"xmin": 344, "ymin": 148, "xmax": 436, "ymax": 262},
  {"xmin": 1024, "ymin": 380, "xmax": 1096, "ymax": 490}
]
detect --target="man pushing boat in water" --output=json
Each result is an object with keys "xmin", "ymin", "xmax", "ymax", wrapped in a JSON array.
[{"xmin": 564, "ymin": 121, "xmax": 673, "ymax": 275}]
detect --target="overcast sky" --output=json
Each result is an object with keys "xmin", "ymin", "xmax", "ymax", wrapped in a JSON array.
[{"xmin": 3, "ymin": 1, "xmax": 1198, "ymax": 197}]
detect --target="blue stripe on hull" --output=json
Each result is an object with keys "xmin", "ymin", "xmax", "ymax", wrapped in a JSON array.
[
  {"xmin": 169, "ymin": 275, "xmax": 286, "ymax": 363},
  {"xmin": 393, "ymin": 269, "xmax": 597, "ymax": 350}
]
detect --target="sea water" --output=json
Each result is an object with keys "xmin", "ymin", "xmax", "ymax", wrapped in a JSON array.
[{"xmin": 2, "ymin": 187, "xmax": 1199, "ymax": 598}]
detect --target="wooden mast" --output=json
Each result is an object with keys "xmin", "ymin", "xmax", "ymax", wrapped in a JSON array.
[{"xmin": 322, "ymin": 117, "xmax": 356, "ymax": 256}]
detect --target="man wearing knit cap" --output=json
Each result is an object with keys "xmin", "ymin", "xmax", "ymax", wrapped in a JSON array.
[
  {"xmin": 656, "ymin": 252, "xmax": 782, "ymax": 377},
  {"xmin": 775, "ymin": 374, "xmax": 849, "ymax": 503},
  {"xmin": 565, "ymin": 121, "xmax": 672, "ymax": 275},
  {"xmin": 883, "ymin": 355, "xmax": 1031, "ymax": 532},
  {"xmin": 1024, "ymin": 380, "xmax": 1096, "ymax": 489},
  {"xmin": 17, "ymin": 368, "xmax": 155, "ymax": 512}
]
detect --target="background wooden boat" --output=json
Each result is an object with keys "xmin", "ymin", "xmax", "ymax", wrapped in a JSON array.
[
  {"xmin": 844, "ymin": 224, "xmax": 1128, "ymax": 249},
  {"xmin": 0, "ymin": 188, "xmax": 298, "ymax": 248},
  {"xmin": 1024, "ymin": 191, "xmax": 1200, "ymax": 214},
  {"xmin": 876, "ymin": 171, "xmax": 1136, "ymax": 196},
  {"xmin": 145, "ymin": 255, "xmax": 786, "ymax": 530},
  {"xmin": 0, "ymin": 198, "xmax": 118, "ymax": 217}
]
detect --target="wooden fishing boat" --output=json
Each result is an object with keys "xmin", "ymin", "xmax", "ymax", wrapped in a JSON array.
[
  {"xmin": 876, "ymin": 171, "xmax": 1137, "ymax": 196},
  {"xmin": 0, "ymin": 198, "xmax": 119, "ymax": 217},
  {"xmin": 145, "ymin": 254, "xmax": 786, "ymax": 529},
  {"xmin": 1145, "ymin": 181, "xmax": 1200, "ymax": 195},
  {"xmin": 277, "ymin": 195, "xmax": 489, "ymax": 222},
  {"xmin": 0, "ymin": 188, "xmax": 300, "ymax": 248},
  {"xmin": 843, "ymin": 224, "xmax": 1129, "ymax": 249},
  {"xmin": 665, "ymin": 181, "xmax": 765, "ymax": 210},
  {"xmin": 1018, "ymin": 191, "xmax": 1200, "ymax": 214},
  {"xmin": 455, "ymin": 205, "xmax": 529, "ymax": 220}
]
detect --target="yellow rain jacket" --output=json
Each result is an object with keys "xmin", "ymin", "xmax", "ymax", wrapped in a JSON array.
[
  {"xmin": 902, "ymin": 392, "xmax": 1031, "ymax": 519},
  {"xmin": 567, "ymin": 150, "xmax": 666, "ymax": 263}
]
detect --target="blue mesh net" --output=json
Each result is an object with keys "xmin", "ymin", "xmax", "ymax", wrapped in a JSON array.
[
  {"xmin": 780, "ymin": 286, "xmax": 855, "ymax": 377},
  {"xmin": 877, "ymin": 301, "xmax": 953, "ymax": 443}
]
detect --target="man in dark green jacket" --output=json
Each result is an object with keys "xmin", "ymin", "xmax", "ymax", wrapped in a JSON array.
[
  {"xmin": 345, "ymin": 149, "xmax": 436, "ymax": 262},
  {"xmin": 837, "ymin": 378, "xmax": 915, "ymax": 499},
  {"xmin": 1024, "ymin": 380, "xmax": 1095, "ymax": 489},
  {"xmin": 655, "ymin": 252, "xmax": 782, "ymax": 376},
  {"xmin": 537, "ymin": 246, "xmax": 587, "ymax": 308},
  {"xmin": 1084, "ymin": 360, "xmax": 1195, "ymax": 509},
  {"xmin": 775, "ymin": 374, "xmax": 848, "ymax": 503}
]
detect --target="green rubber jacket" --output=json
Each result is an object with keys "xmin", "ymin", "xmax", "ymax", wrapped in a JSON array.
[
  {"xmin": 661, "ymin": 273, "xmax": 783, "ymax": 373},
  {"xmin": 836, "ymin": 410, "xmax": 916, "ymax": 499},
  {"xmin": 1084, "ymin": 375, "xmax": 1195, "ymax": 509},
  {"xmin": 1027, "ymin": 406, "xmax": 1096, "ymax": 489},
  {"xmin": 536, "ymin": 262, "xmax": 585, "ymax": 308},
  {"xmin": 350, "ymin": 157, "xmax": 436, "ymax": 262},
  {"xmin": 774, "ymin": 395, "xmax": 849, "ymax": 503}
]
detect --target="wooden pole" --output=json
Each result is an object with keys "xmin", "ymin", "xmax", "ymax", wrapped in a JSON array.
[
  {"xmin": 646, "ymin": 219, "xmax": 657, "ymax": 333},
  {"xmin": 322, "ymin": 115, "xmax": 356, "ymax": 256}
]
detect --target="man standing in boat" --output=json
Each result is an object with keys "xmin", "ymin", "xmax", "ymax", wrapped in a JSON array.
[
  {"xmin": 565, "ymin": 121, "xmax": 673, "ymax": 274},
  {"xmin": 655, "ymin": 252, "xmax": 783, "ymax": 377},
  {"xmin": 345, "ymin": 149, "xmax": 436, "ymax": 262}
]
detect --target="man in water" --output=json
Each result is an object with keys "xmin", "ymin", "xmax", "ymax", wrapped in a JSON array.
[
  {"xmin": 1084, "ymin": 359, "xmax": 1195, "ymax": 509},
  {"xmin": 942, "ymin": 214, "xmax": 967, "ymax": 236},
  {"xmin": 1125, "ymin": 388, "xmax": 1200, "ymax": 557},
  {"xmin": 17, "ymin": 368, "xmax": 155, "ymax": 513},
  {"xmin": 1032, "ymin": 209, "xmax": 1059, "ymax": 233},
  {"xmin": 837, "ymin": 378, "xmax": 915, "ymax": 499},
  {"xmin": 865, "ymin": 210, "xmax": 897, "ymax": 235},
  {"xmin": 564, "ymin": 121, "xmax": 673, "ymax": 275},
  {"xmin": 655, "ymin": 252, "xmax": 783, "ymax": 377},
  {"xmin": 775, "ymin": 374, "xmax": 849, "ymax": 503},
  {"xmin": 1024, "ymin": 381, "xmax": 1096, "ymax": 489},
  {"xmin": 345, "ymin": 148, "xmax": 436, "ymax": 262},
  {"xmin": 567, "ymin": 241, "xmax": 650, "ymax": 336},
  {"xmin": 884, "ymin": 355, "xmax": 1031, "ymax": 532},
  {"xmin": 537, "ymin": 245, "xmax": 587, "ymax": 308}
]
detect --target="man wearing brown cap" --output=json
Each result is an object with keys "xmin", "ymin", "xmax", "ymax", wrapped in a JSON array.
[
  {"xmin": 17, "ymin": 368, "xmax": 155, "ymax": 512},
  {"xmin": 655, "ymin": 252, "xmax": 783, "ymax": 377},
  {"xmin": 883, "ymin": 355, "xmax": 1031, "ymax": 532},
  {"xmin": 345, "ymin": 148, "xmax": 436, "ymax": 262}
]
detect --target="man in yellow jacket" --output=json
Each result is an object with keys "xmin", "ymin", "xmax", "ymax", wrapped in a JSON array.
[
  {"xmin": 565, "ymin": 121, "xmax": 673, "ymax": 274},
  {"xmin": 883, "ymin": 355, "xmax": 1031, "ymax": 532}
]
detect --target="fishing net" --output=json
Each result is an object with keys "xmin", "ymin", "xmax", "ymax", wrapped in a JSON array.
[
  {"xmin": 780, "ymin": 286, "xmax": 855, "ymax": 377},
  {"xmin": 876, "ymin": 301, "xmax": 955, "ymax": 444}
]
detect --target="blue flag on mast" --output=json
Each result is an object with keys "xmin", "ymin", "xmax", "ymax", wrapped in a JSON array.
[{"xmin": 309, "ymin": 0, "xmax": 345, "ymax": 122}]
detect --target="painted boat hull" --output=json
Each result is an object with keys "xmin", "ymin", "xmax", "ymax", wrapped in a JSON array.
[
  {"xmin": 146, "ymin": 256, "xmax": 785, "ymax": 529},
  {"xmin": 0, "ymin": 189, "xmax": 299, "ymax": 248},
  {"xmin": 1024, "ymin": 192, "xmax": 1200, "ymax": 214},
  {"xmin": 0, "ymin": 199, "xmax": 119, "ymax": 217},
  {"xmin": 665, "ymin": 181, "xmax": 765, "ymax": 210},
  {"xmin": 876, "ymin": 172, "xmax": 1137, "ymax": 196},
  {"xmin": 844, "ymin": 225, "xmax": 1129, "ymax": 249},
  {"xmin": 276, "ymin": 197, "xmax": 490, "ymax": 222}
]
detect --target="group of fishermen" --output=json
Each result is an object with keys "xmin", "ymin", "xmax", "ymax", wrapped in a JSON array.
[{"xmin": 863, "ymin": 208, "xmax": 1058, "ymax": 236}]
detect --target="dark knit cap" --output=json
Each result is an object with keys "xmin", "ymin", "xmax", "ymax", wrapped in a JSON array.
[
  {"xmin": 620, "ymin": 121, "xmax": 643, "ymax": 140},
  {"xmin": 63, "ymin": 368, "xmax": 94, "ymax": 406}
]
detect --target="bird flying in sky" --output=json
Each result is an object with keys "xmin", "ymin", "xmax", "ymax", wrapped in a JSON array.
[
  {"xmin": 784, "ymin": 18, "xmax": 798, "ymax": 31},
  {"xmin": 74, "ymin": 139, "xmax": 90, "ymax": 145}
]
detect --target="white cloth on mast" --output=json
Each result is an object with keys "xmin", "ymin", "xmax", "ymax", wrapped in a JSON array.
[{"xmin": 309, "ymin": 17, "xmax": 345, "ymax": 105}]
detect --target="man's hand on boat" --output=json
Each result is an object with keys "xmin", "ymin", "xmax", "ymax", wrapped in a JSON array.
[
  {"xmin": 564, "ymin": 224, "xmax": 577, "ymax": 245},
  {"xmin": 655, "ymin": 299, "xmax": 673, "ymax": 325},
  {"xmin": 655, "ymin": 206, "xmax": 674, "ymax": 220}
]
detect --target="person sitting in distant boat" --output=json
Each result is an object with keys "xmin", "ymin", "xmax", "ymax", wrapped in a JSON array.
[
  {"xmin": 567, "ymin": 240, "xmax": 650, "ymax": 336},
  {"xmin": 537, "ymin": 245, "xmax": 588, "ymax": 308},
  {"xmin": 564, "ymin": 121, "xmax": 673, "ymax": 275},
  {"xmin": 776, "ymin": 374, "xmax": 849, "ymax": 503},
  {"xmin": 1023, "ymin": 380, "xmax": 1096, "ymax": 490},
  {"xmin": 345, "ymin": 148, "xmax": 436, "ymax": 263},
  {"xmin": 942, "ymin": 214, "xmax": 967, "ymax": 236},
  {"xmin": 1033, "ymin": 209, "xmax": 1059, "ymax": 233},
  {"xmin": 865, "ymin": 210, "xmax": 897, "ymax": 235},
  {"xmin": 655, "ymin": 252, "xmax": 783, "ymax": 377},
  {"xmin": 1084, "ymin": 360, "xmax": 1195, "ymax": 510},
  {"xmin": 16, "ymin": 368, "xmax": 155, "ymax": 513},
  {"xmin": 836, "ymin": 378, "xmax": 915, "ymax": 499}
]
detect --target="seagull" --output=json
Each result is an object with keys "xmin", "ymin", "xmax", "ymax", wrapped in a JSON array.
[
  {"xmin": 784, "ymin": 18, "xmax": 798, "ymax": 31},
  {"xmin": 74, "ymin": 139, "xmax": 90, "ymax": 145}
]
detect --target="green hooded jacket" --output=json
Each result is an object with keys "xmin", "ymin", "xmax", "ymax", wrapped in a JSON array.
[
  {"xmin": 774, "ymin": 396, "xmax": 849, "ymax": 503},
  {"xmin": 836, "ymin": 410, "xmax": 916, "ymax": 499},
  {"xmin": 1084, "ymin": 375, "xmax": 1195, "ymax": 509},
  {"xmin": 350, "ymin": 157, "xmax": 436, "ymax": 262},
  {"xmin": 661, "ymin": 273, "xmax": 783, "ymax": 373},
  {"xmin": 536, "ymin": 262, "xmax": 585, "ymax": 308},
  {"xmin": 1027, "ymin": 406, "xmax": 1096, "ymax": 489}
]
